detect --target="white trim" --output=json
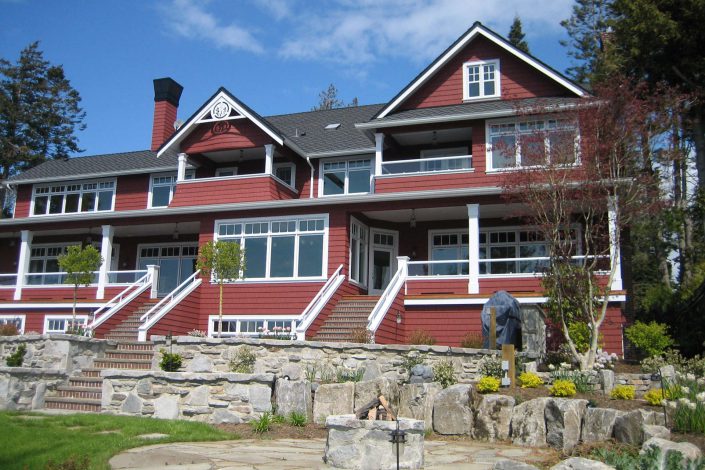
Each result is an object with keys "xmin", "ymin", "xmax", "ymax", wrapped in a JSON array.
[
  {"xmin": 30, "ymin": 178, "xmax": 116, "ymax": 217},
  {"xmin": 405, "ymin": 295, "xmax": 626, "ymax": 306},
  {"xmin": 318, "ymin": 157, "xmax": 373, "ymax": 197},
  {"xmin": 0, "ymin": 314, "xmax": 25, "ymax": 333},
  {"xmin": 349, "ymin": 217, "xmax": 369, "ymax": 287},
  {"xmin": 96, "ymin": 225, "xmax": 114, "ymax": 300},
  {"xmin": 43, "ymin": 314, "xmax": 89, "ymax": 334},
  {"xmin": 462, "ymin": 59, "xmax": 501, "ymax": 101},
  {"xmin": 467, "ymin": 204, "xmax": 480, "ymax": 294},
  {"xmin": 273, "ymin": 162, "xmax": 296, "ymax": 187},
  {"xmin": 148, "ymin": 171, "xmax": 194, "ymax": 208},
  {"xmin": 376, "ymin": 169, "xmax": 475, "ymax": 179},
  {"xmin": 0, "ymin": 303, "xmax": 104, "ymax": 309},
  {"xmin": 14, "ymin": 230, "xmax": 32, "ymax": 301},
  {"xmin": 376, "ymin": 24, "xmax": 585, "ymax": 119},
  {"xmin": 368, "ymin": 228, "xmax": 399, "ymax": 295},
  {"xmin": 156, "ymin": 91, "xmax": 284, "ymax": 158},
  {"xmin": 207, "ymin": 315, "xmax": 298, "ymax": 338},
  {"xmin": 9, "ymin": 166, "xmax": 183, "ymax": 186}
]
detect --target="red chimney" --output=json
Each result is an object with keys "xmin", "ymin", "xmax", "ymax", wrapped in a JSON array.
[{"xmin": 151, "ymin": 78, "xmax": 184, "ymax": 152}]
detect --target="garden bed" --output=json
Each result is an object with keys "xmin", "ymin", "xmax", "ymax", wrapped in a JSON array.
[{"xmin": 504, "ymin": 385, "xmax": 661, "ymax": 412}]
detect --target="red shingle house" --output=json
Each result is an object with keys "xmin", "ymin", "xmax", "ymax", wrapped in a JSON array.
[{"xmin": 0, "ymin": 23, "xmax": 627, "ymax": 353}]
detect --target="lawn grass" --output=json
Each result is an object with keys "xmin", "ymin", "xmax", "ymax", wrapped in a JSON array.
[{"xmin": 0, "ymin": 411, "xmax": 238, "ymax": 470}]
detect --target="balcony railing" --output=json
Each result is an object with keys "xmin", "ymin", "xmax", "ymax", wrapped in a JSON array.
[
  {"xmin": 407, "ymin": 256, "xmax": 606, "ymax": 278},
  {"xmin": 380, "ymin": 155, "xmax": 472, "ymax": 175},
  {"xmin": 20, "ymin": 270, "xmax": 148, "ymax": 287}
]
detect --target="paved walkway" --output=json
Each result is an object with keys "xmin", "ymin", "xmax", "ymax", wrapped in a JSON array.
[{"xmin": 110, "ymin": 438, "xmax": 556, "ymax": 469}]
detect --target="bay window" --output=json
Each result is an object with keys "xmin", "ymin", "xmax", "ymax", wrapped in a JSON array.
[
  {"xmin": 32, "ymin": 179, "xmax": 115, "ymax": 216},
  {"xmin": 321, "ymin": 158, "xmax": 371, "ymax": 196}
]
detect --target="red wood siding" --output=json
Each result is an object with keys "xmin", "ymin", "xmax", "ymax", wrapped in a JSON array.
[
  {"xmin": 169, "ymin": 176, "xmax": 296, "ymax": 207},
  {"xmin": 115, "ymin": 174, "xmax": 150, "ymax": 211},
  {"xmin": 401, "ymin": 36, "xmax": 572, "ymax": 110},
  {"xmin": 94, "ymin": 290, "xmax": 151, "ymax": 338},
  {"xmin": 148, "ymin": 286, "xmax": 201, "ymax": 338},
  {"xmin": 182, "ymin": 121, "xmax": 273, "ymax": 154},
  {"xmin": 198, "ymin": 281, "xmax": 323, "ymax": 317},
  {"xmin": 373, "ymin": 290, "xmax": 406, "ymax": 344},
  {"xmin": 601, "ymin": 305, "xmax": 626, "ymax": 355},
  {"xmin": 13, "ymin": 185, "xmax": 32, "ymax": 218},
  {"xmin": 0, "ymin": 289, "xmax": 14, "ymax": 302},
  {"xmin": 404, "ymin": 305, "xmax": 482, "ymax": 346},
  {"xmin": 479, "ymin": 277, "xmax": 543, "ymax": 294},
  {"xmin": 406, "ymin": 279, "xmax": 468, "ymax": 296},
  {"xmin": 20, "ymin": 287, "xmax": 98, "ymax": 302}
]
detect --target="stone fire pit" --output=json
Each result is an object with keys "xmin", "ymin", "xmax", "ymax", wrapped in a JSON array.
[{"xmin": 324, "ymin": 415, "xmax": 425, "ymax": 470}]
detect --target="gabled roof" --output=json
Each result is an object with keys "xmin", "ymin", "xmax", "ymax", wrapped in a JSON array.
[
  {"xmin": 6, "ymin": 150, "xmax": 181, "ymax": 184},
  {"xmin": 374, "ymin": 22, "xmax": 588, "ymax": 120},
  {"xmin": 156, "ymin": 87, "xmax": 286, "ymax": 157}
]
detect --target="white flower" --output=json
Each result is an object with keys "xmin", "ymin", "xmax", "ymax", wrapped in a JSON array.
[
  {"xmin": 610, "ymin": 353, "xmax": 618, "ymax": 360},
  {"xmin": 688, "ymin": 402, "xmax": 697, "ymax": 411},
  {"xmin": 687, "ymin": 373, "xmax": 696, "ymax": 381},
  {"xmin": 679, "ymin": 397, "xmax": 691, "ymax": 405},
  {"xmin": 698, "ymin": 378, "xmax": 705, "ymax": 386},
  {"xmin": 681, "ymin": 386, "xmax": 691, "ymax": 394},
  {"xmin": 548, "ymin": 364, "xmax": 555, "ymax": 371},
  {"xmin": 696, "ymin": 392, "xmax": 705, "ymax": 402}
]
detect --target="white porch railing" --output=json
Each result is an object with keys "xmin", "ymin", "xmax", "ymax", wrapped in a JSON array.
[
  {"xmin": 367, "ymin": 257, "xmax": 409, "ymax": 338},
  {"xmin": 87, "ymin": 266, "xmax": 158, "ymax": 334},
  {"xmin": 19, "ymin": 270, "xmax": 149, "ymax": 287},
  {"xmin": 137, "ymin": 269, "xmax": 202, "ymax": 342},
  {"xmin": 380, "ymin": 154, "xmax": 472, "ymax": 175},
  {"xmin": 295, "ymin": 264, "xmax": 345, "ymax": 340},
  {"xmin": 106, "ymin": 270, "xmax": 149, "ymax": 285}
]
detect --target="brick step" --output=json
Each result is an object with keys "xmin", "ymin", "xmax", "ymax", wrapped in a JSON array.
[
  {"xmin": 312, "ymin": 336, "xmax": 355, "ymax": 342},
  {"xmin": 330, "ymin": 308, "xmax": 374, "ymax": 314},
  {"xmin": 115, "ymin": 341, "xmax": 154, "ymax": 351},
  {"xmin": 326, "ymin": 313, "xmax": 371, "ymax": 319},
  {"xmin": 68, "ymin": 376, "xmax": 103, "ymax": 387},
  {"xmin": 56, "ymin": 386, "xmax": 102, "ymax": 400},
  {"xmin": 105, "ymin": 335, "xmax": 139, "ymax": 342},
  {"xmin": 78, "ymin": 368, "xmax": 103, "ymax": 378},
  {"xmin": 318, "ymin": 319, "xmax": 369, "ymax": 325},
  {"xmin": 333, "ymin": 304, "xmax": 378, "ymax": 309},
  {"xmin": 117, "ymin": 320, "xmax": 143, "ymax": 326},
  {"xmin": 110, "ymin": 325, "xmax": 140, "ymax": 331},
  {"xmin": 317, "ymin": 324, "xmax": 367, "ymax": 331},
  {"xmin": 44, "ymin": 397, "xmax": 101, "ymax": 412},
  {"xmin": 93, "ymin": 358, "xmax": 152, "ymax": 369},
  {"xmin": 342, "ymin": 296, "xmax": 380, "ymax": 300},
  {"xmin": 105, "ymin": 350, "xmax": 154, "ymax": 360}
]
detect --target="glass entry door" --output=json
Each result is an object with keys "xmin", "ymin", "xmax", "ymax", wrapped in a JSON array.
[
  {"xmin": 368, "ymin": 229, "xmax": 398, "ymax": 295},
  {"xmin": 137, "ymin": 244, "xmax": 198, "ymax": 296}
]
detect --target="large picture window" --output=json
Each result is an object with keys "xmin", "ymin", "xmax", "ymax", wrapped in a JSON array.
[
  {"xmin": 321, "ymin": 158, "xmax": 371, "ymax": 196},
  {"xmin": 32, "ymin": 179, "xmax": 115, "ymax": 216},
  {"xmin": 216, "ymin": 215, "xmax": 327, "ymax": 280},
  {"xmin": 463, "ymin": 60, "xmax": 500, "ymax": 100}
]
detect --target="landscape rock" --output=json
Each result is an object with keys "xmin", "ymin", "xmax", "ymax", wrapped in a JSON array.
[
  {"xmin": 473, "ymin": 393, "xmax": 515, "ymax": 441},
  {"xmin": 409, "ymin": 364, "xmax": 433, "ymax": 384},
  {"xmin": 280, "ymin": 363, "xmax": 302, "ymax": 381},
  {"xmin": 641, "ymin": 437, "xmax": 702, "ymax": 469},
  {"xmin": 511, "ymin": 397, "xmax": 550, "ymax": 447},
  {"xmin": 187, "ymin": 355, "xmax": 213, "ymax": 373},
  {"xmin": 275, "ymin": 379, "xmax": 312, "ymax": 420},
  {"xmin": 248, "ymin": 384, "xmax": 272, "ymax": 413},
  {"xmin": 212, "ymin": 409, "xmax": 242, "ymax": 425},
  {"xmin": 153, "ymin": 394, "xmax": 179, "ymax": 419},
  {"xmin": 550, "ymin": 457, "xmax": 616, "ymax": 469},
  {"xmin": 581, "ymin": 408, "xmax": 622, "ymax": 443},
  {"xmin": 545, "ymin": 398, "xmax": 588, "ymax": 453},
  {"xmin": 642, "ymin": 424, "xmax": 670, "ymax": 441},
  {"xmin": 354, "ymin": 377, "xmax": 400, "ymax": 413},
  {"xmin": 313, "ymin": 383, "xmax": 355, "ymax": 424},
  {"xmin": 432, "ymin": 384, "xmax": 473, "ymax": 435},
  {"xmin": 121, "ymin": 392, "xmax": 144, "ymax": 414},
  {"xmin": 599, "ymin": 370, "xmax": 615, "ymax": 395},
  {"xmin": 398, "ymin": 383, "xmax": 440, "ymax": 431},
  {"xmin": 493, "ymin": 460, "xmax": 540, "ymax": 470},
  {"xmin": 614, "ymin": 410, "xmax": 646, "ymax": 446}
]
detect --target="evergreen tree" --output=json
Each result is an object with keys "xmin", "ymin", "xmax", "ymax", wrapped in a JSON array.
[
  {"xmin": 312, "ymin": 83, "xmax": 358, "ymax": 111},
  {"xmin": 0, "ymin": 42, "xmax": 86, "ymax": 215},
  {"xmin": 508, "ymin": 16, "xmax": 530, "ymax": 53}
]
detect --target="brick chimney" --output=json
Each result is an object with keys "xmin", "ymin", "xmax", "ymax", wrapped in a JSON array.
[{"xmin": 151, "ymin": 77, "xmax": 184, "ymax": 151}]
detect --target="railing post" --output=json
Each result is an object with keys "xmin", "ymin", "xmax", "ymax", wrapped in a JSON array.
[
  {"xmin": 396, "ymin": 256, "xmax": 409, "ymax": 278},
  {"xmin": 467, "ymin": 203, "xmax": 480, "ymax": 294},
  {"xmin": 96, "ymin": 224, "xmax": 114, "ymax": 300},
  {"xmin": 264, "ymin": 144, "xmax": 274, "ymax": 175},
  {"xmin": 608, "ymin": 197, "xmax": 623, "ymax": 291},
  {"xmin": 14, "ymin": 230, "xmax": 32, "ymax": 301},
  {"xmin": 177, "ymin": 153, "xmax": 188, "ymax": 182},
  {"xmin": 373, "ymin": 133, "xmax": 384, "ymax": 190},
  {"xmin": 147, "ymin": 265, "xmax": 160, "ymax": 299}
]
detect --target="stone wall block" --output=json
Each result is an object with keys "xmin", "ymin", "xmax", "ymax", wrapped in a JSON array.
[
  {"xmin": 432, "ymin": 384, "xmax": 473, "ymax": 435},
  {"xmin": 472, "ymin": 393, "xmax": 515, "ymax": 441},
  {"xmin": 314, "ymin": 383, "xmax": 355, "ymax": 424},
  {"xmin": 545, "ymin": 398, "xmax": 588, "ymax": 453},
  {"xmin": 614, "ymin": 410, "xmax": 646, "ymax": 446},
  {"xmin": 511, "ymin": 397, "xmax": 550, "ymax": 447},
  {"xmin": 581, "ymin": 407, "xmax": 623, "ymax": 443},
  {"xmin": 398, "ymin": 383, "xmax": 441, "ymax": 431},
  {"xmin": 275, "ymin": 379, "xmax": 312, "ymax": 419},
  {"xmin": 153, "ymin": 394, "xmax": 180, "ymax": 420},
  {"xmin": 121, "ymin": 392, "xmax": 144, "ymax": 415}
]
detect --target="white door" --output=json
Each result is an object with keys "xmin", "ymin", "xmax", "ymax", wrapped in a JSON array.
[{"xmin": 368, "ymin": 229, "xmax": 398, "ymax": 295}]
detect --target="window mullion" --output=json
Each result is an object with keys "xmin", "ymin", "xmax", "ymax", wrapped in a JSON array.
[
  {"xmin": 293, "ymin": 233, "xmax": 300, "ymax": 278},
  {"xmin": 265, "ymin": 235, "xmax": 272, "ymax": 278}
]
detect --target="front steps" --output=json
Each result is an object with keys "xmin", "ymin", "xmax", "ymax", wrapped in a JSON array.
[
  {"xmin": 43, "ymin": 341, "xmax": 155, "ymax": 412},
  {"xmin": 313, "ymin": 295, "xmax": 379, "ymax": 342},
  {"xmin": 104, "ymin": 302, "xmax": 158, "ymax": 342}
]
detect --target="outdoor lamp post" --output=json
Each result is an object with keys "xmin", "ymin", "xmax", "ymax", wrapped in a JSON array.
[
  {"xmin": 166, "ymin": 331, "xmax": 173, "ymax": 354},
  {"xmin": 390, "ymin": 419, "xmax": 407, "ymax": 470}
]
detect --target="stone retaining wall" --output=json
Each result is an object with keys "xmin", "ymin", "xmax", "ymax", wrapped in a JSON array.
[
  {"xmin": 0, "ymin": 335, "xmax": 111, "ymax": 373},
  {"xmin": 0, "ymin": 367, "xmax": 67, "ymax": 410}
]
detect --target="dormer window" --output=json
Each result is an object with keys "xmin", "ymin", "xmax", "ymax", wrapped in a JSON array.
[{"xmin": 463, "ymin": 60, "xmax": 500, "ymax": 101}]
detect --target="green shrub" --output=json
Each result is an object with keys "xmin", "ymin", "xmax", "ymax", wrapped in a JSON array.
[
  {"xmin": 407, "ymin": 329, "xmax": 436, "ymax": 345},
  {"xmin": 459, "ymin": 332, "xmax": 483, "ymax": 349},
  {"xmin": 644, "ymin": 388, "xmax": 665, "ymax": 406},
  {"xmin": 229, "ymin": 346, "xmax": 256, "ymax": 373},
  {"xmin": 610, "ymin": 385, "xmax": 635, "ymax": 400},
  {"xmin": 251, "ymin": 412, "xmax": 273, "ymax": 434},
  {"xmin": 401, "ymin": 355, "xmax": 424, "ymax": 376},
  {"xmin": 550, "ymin": 379, "xmax": 576, "ymax": 397},
  {"xmin": 271, "ymin": 413, "xmax": 286, "ymax": 424},
  {"xmin": 158, "ymin": 349, "xmax": 182, "ymax": 372},
  {"xmin": 477, "ymin": 376, "xmax": 500, "ymax": 393},
  {"xmin": 289, "ymin": 411, "xmax": 307, "ymax": 427},
  {"xmin": 478, "ymin": 355, "xmax": 503, "ymax": 379},
  {"xmin": 568, "ymin": 322, "xmax": 591, "ymax": 353},
  {"xmin": 518, "ymin": 371, "xmax": 543, "ymax": 388},
  {"xmin": 625, "ymin": 321, "xmax": 674, "ymax": 358},
  {"xmin": 432, "ymin": 360, "xmax": 457, "ymax": 388},
  {"xmin": 6, "ymin": 343, "xmax": 26, "ymax": 367},
  {"xmin": 335, "ymin": 366, "xmax": 365, "ymax": 383}
]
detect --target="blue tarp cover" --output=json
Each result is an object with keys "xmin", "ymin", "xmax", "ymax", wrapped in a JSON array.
[{"xmin": 481, "ymin": 291, "xmax": 522, "ymax": 348}]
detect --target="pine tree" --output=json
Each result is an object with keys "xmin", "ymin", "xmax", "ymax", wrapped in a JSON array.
[
  {"xmin": 312, "ymin": 83, "xmax": 358, "ymax": 110},
  {"xmin": 0, "ymin": 42, "xmax": 86, "ymax": 215},
  {"xmin": 508, "ymin": 16, "xmax": 530, "ymax": 53}
]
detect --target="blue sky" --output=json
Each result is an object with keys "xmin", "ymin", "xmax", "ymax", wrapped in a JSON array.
[{"xmin": 1, "ymin": 0, "xmax": 577, "ymax": 156}]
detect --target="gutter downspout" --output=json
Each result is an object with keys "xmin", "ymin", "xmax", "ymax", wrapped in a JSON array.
[{"xmin": 305, "ymin": 157, "xmax": 315, "ymax": 199}]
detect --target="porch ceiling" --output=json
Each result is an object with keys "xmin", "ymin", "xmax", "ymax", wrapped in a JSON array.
[
  {"xmin": 390, "ymin": 127, "xmax": 471, "ymax": 146},
  {"xmin": 17, "ymin": 221, "xmax": 201, "ymax": 239},
  {"xmin": 202, "ymin": 148, "xmax": 265, "ymax": 163},
  {"xmin": 362, "ymin": 203, "xmax": 528, "ymax": 223}
]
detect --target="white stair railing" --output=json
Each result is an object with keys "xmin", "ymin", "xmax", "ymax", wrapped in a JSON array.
[
  {"xmin": 295, "ymin": 264, "xmax": 345, "ymax": 340},
  {"xmin": 367, "ymin": 257, "xmax": 409, "ymax": 339},
  {"xmin": 137, "ymin": 270, "xmax": 202, "ymax": 341},
  {"xmin": 87, "ymin": 265, "xmax": 159, "ymax": 334}
]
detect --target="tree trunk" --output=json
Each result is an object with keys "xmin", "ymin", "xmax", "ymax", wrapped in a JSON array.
[{"xmin": 690, "ymin": 107, "xmax": 705, "ymax": 189}]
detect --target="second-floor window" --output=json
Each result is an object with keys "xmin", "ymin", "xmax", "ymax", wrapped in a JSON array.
[
  {"xmin": 149, "ymin": 172, "xmax": 193, "ymax": 208},
  {"xmin": 321, "ymin": 158, "xmax": 371, "ymax": 196},
  {"xmin": 463, "ymin": 60, "xmax": 500, "ymax": 100},
  {"xmin": 274, "ymin": 163, "xmax": 296, "ymax": 187},
  {"xmin": 32, "ymin": 180, "xmax": 115, "ymax": 216}
]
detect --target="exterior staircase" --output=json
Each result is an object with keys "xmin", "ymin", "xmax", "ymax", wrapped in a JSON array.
[
  {"xmin": 312, "ymin": 295, "xmax": 379, "ymax": 342},
  {"xmin": 104, "ymin": 301, "xmax": 158, "ymax": 342},
  {"xmin": 43, "ymin": 341, "xmax": 155, "ymax": 412}
]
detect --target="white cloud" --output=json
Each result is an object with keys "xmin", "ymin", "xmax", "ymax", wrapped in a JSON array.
[
  {"xmin": 251, "ymin": 0, "xmax": 292, "ymax": 21},
  {"xmin": 161, "ymin": 0, "xmax": 264, "ymax": 54},
  {"xmin": 278, "ymin": 0, "xmax": 573, "ymax": 65}
]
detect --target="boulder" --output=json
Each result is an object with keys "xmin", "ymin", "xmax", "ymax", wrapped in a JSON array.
[
  {"xmin": 249, "ymin": 384, "xmax": 273, "ymax": 413},
  {"xmin": 275, "ymin": 379, "xmax": 312, "ymax": 420},
  {"xmin": 473, "ymin": 394, "xmax": 515, "ymax": 441},
  {"xmin": 545, "ymin": 398, "xmax": 588, "ymax": 453},
  {"xmin": 313, "ymin": 383, "xmax": 355, "ymax": 424},
  {"xmin": 639, "ymin": 408, "xmax": 666, "ymax": 427},
  {"xmin": 398, "ymin": 383, "xmax": 441, "ymax": 431},
  {"xmin": 581, "ymin": 408, "xmax": 622, "ymax": 443},
  {"xmin": 511, "ymin": 397, "xmax": 550, "ymax": 447},
  {"xmin": 354, "ymin": 377, "xmax": 400, "ymax": 413},
  {"xmin": 493, "ymin": 460, "xmax": 540, "ymax": 470},
  {"xmin": 550, "ymin": 457, "xmax": 616, "ymax": 469},
  {"xmin": 121, "ymin": 392, "xmax": 143, "ymax": 414},
  {"xmin": 409, "ymin": 364, "xmax": 434, "ymax": 384},
  {"xmin": 642, "ymin": 425, "xmax": 670, "ymax": 441},
  {"xmin": 599, "ymin": 370, "xmax": 615, "ymax": 394},
  {"xmin": 187, "ymin": 354, "xmax": 213, "ymax": 373},
  {"xmin": 613, "ymin": 410, "xmax": 646, "ymax": 446},
  {"xmin": 432, "ymin": 384, "xmax": 473, "ymax": 435},
  {"xmin": 280, "ymin": 363, "xmax": 303, "ymax": 381},
  {"xmin": 641, "ymin": 437, "xmax": 702, "ymax": 469}
]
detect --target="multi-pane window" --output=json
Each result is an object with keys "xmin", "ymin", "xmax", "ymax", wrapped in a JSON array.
[
  {"xmin": 479, "ymin": 230, "xmax": 553, "ymax": 275},
  {"xmin": 274, "ymin": 163, "xmax": 296, "ymax": 187},
  {"xmin": 44, "ymin": 316, "xmax": 88, "ymax": 334},
  {"xmin": 149, "ymin": 172, "xmax": 193, "ymax": 208},
  {"xmin": 488, "ymin": 118, "xmax": 578, "ymax": 169},
  {"xmin": 32, "ymin": 180, "xmax": 115, "ymax": 216},
  {"xmin": 216, "ymin": 215, "xmax": 327, "ymax": 280},
  {"xmin": 0, "ymin": 316, "xmax": 25, "ymax": 334},
  {"xmin": 350, "ymin": 219, "xmax": 368, "ymax": 286},
  {"xmin": 27, "ymin": 245, "xmax": 74, "ymax": 284},
  {"xmin": 464, "ymin": 60, "xmax": 500, "ymax": 100},
  {"xmin": 210, "ymin": 317, "xmax": 295, "ymax": 337},
  {"xmin": 430, "ymin": 232, "xmax": 469, "ymax": 275},
  {"xmin": 322, "ymin": 159, "xmax": 371, "ymax": 195}
]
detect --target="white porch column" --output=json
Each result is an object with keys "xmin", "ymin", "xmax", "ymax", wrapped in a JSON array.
[
  {"xmin": 264, "ymin": 144, "xmax": 274, "ymax": 175},
  {"xmin": 14, "ymin": 230, "xmax": 32, "ymax": 301},
  {"xmin": 467, "ymin": 204, "xmax": 480, "ymax": 294},
  {"xmin": 608, "ymin": 197, "xmax": 623, "ymax": 291},
  {"xmin": 177, "ymin": 153, "xmax": 188, "ymax": 182},
  {"xmin": 374, "ymin": 133, "xmax": 384, "ymax": 177},
  {"xmin": 96, "ymin": 225, "xmax": 114, "ymax": 300},
  {"xmin": 147, "ymin": 264, "xmax": 160, "ymax": 299}
]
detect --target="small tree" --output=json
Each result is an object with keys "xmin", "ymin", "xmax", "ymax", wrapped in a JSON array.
[
  {"xmin": 508, "ymin": 15, "xmax": 530, "ymax": 54},
  {"xmin": 311, "ymin": 83, "xmax": 359, "ymax": 111},
  {"xmin": 58, "ymin": 245, "xmax": 102, "ymax": 332},
  {"xmin": 197, "ymin": 240, "xmax": 245, "ymax": 337}
]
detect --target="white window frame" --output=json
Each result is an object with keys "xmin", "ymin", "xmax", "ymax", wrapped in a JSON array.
[
  {"xmin": 485, "ymin": 117, "xmax": 580, "ymax": 172},
  {"xmin": 30, "ymin": 178, "xmax": 116, "ymax": 217},
  {"xmin": 215, "ymin": 167, "xmax": 238, "ymax": 177},
  {"xmin": 273, "ymin": 162, "xmax": 296, "ymax": 188},
  {"xmin": 43, "ymin": 314, "xmax": 88, "ymax": 334},
  {"xmin": 214, "ymin": 214, "xmax": 329, "ymax": 282},
  {"xmin": 27, "ymin": 243, "xmax": 79, "ymax": 286},
  {"xmin": 148, "ymin": 171, "xmax": 194, "ymax": 208},
  {"xmin": 463, "ymin": 59, "xmax": 501, "ymax": 101},
  {"xmin": 207, "ymin": 315, "xmax": 298, "ymax": 338},
  {"xmin": 318, "ymin": 157, "xmax": 372, "ymax": 197},
  {"xmin": 0, "ymin": 315, "xmax": 25, "ymax": 334},
  {"xmin": 349, "ymin": 217, "xmax": 369, "ymax": 287}
]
